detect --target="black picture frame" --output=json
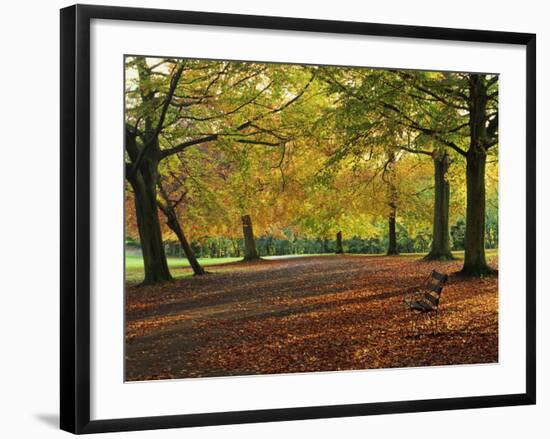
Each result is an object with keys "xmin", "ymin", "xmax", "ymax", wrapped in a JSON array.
[{"xmin": 60, "ymin": 4, "xmax": 536, "ymax": 434}]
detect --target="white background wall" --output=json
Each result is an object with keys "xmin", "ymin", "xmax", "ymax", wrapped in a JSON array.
[{"xmin": 0, "ymin": 0, "xmax": 546, "ymax": 437}]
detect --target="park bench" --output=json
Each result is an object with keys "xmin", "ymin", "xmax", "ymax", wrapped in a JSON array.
[{"xmin": 403, "ymin": 270, "xmax": 449, "ymax": 334}]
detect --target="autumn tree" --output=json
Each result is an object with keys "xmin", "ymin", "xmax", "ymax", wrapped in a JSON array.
[
  {"xmin": 461, "ymin": 74, "xmax": 498, "ymax": 275},
  {"xmin": 125, "ymin": 57, "xmax": 315, "ymax": 283},
  {"xmin": 384, "ymin": 71, "xmax": 498, "ymax": 273},
  {"xmin": 321, "ymin": 68, "xmax": 497, "ymax": 272}
]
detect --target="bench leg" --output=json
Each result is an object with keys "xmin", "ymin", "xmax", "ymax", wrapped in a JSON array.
[
  {"xmin": 414, "ymin": 312, "xmax": 424, "ymax": 337},
  {"xmin": 409, "ymin": 312, "xmax": 419, "ymax": 336}
]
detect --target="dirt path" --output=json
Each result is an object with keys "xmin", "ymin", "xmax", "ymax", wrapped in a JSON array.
[{"xmin": 125, "ymin": 255, "xmax": 498, "ymax": 381}]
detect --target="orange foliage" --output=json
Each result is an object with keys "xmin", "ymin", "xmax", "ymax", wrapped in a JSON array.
[{"xmin": 125, "ymin": 255, "xmax": 498, "ymax": 381}]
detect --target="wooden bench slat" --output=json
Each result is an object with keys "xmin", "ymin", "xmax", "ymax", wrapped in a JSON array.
[
  {"xmin": 431, "ymin": 270, "xmax": 448, "ymax": 282},
  {"xmin": 405, "ymin": 270, "xmax": 448, "ymax": 316},
  {"xmin": 423, "ymin": 292, "xmax": 439, "ymax": 306},
  {"xmin": 428, "ymin": 283, "xmax": 443, "ymax": 294}
]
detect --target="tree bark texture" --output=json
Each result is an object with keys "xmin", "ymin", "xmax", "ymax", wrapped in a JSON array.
[
  {"xmin": 426, "ymin": 150, "xmax": 454, "ymax": 260},
  {"xmin": 335, "ymin": 231, "xmax": 344, "ymax": 254},
  {"xmin": 156, "ymin": 183, "xmax": 206, "ymax": 276},
  {"xmin": 241, "ymin": 214, "xmax": 260, "ymax": 261},
  {"xmin": 461, "ymin": 74, "xmax": 492, "ymax": 275},
  {"xmin": 126, "ymin": 164, "xmax": 172, "ymax": 285},
  {"xmin": 387, "ymin": 207, "xmax": 399, "ymax": 255}
]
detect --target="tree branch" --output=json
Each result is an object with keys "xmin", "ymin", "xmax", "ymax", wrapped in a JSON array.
[
  {"xmin": 160, "ymin": 72, "xmax": 315, "ymax": 158},
  {"xmin": 153, "ymin": 62, "xmax": 185, "ymax": 137},
  {"xmin": 236, "ymin": 139, "xmax": 282, "ymax": 146},
  {"xmin": 393, "ymin": 70, "xmax": 469, "ymax": 111},
  {"xmin": 381, "ymin": 102, "xmax": 467, "ymax": 156},
  {"xmin": 397, "ymin": 145, "xmax": 432, "ymax": 156},
  {"xmin": 160, "ymin": 133, "xmax": 219, "ymax": 158}
]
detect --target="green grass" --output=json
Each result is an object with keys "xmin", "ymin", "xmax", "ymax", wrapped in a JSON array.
[
  {"xmin": 125, "ymin": 254, "xmax": 241, "ymax": 269},
  {"xmin": 125, "ymin": 249, "xmax": 498, "ymax": 283},
  {"xmin": 125, "ymin": 255, "xmax": 241, "ymax": 283}
]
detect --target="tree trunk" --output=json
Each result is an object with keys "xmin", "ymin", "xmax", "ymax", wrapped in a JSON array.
[
  {"xmin": 230, "ymin": 239, "xmax": 240, "ymax": 257},
  {"xmin": 385, "ymin": 149, "xmax": 399, "ymax": 256},
  {"xmin": 425, "ymin": 150, "xmax": 454, "ymax": 260},
  {"xmin": 387, "ymin": 207, "xmax": 399, "ymax": 255},
  {"xmin": 461, "ymin": 150, "xmax": 491, "ymax": 275},
  {"xmin": 461, "ymin": 74, "xmax": 492, "ymax": 276},
  {"xmin": 241, "ymin": 214, "xmax": 260, "ymax": 260},
  {"xmin": 124, "ymin": 60, "xmax": 187, "ymax": 285},
  {"xmin": 127, "ymin": 168, "xmax": 172, "ymax": 285},
  {"xmin": 335, "ymin": 231, "xmax": 344, "ymax": 254},
  {"xmin": 266, "ymin": 236, "xmax": 274, "ymax": 256},
  {"xmin": 152, "ymin": 173, "xmax": 206, "ymax": 277},
  {"xmin": 160, "ymin": 205, "xmax": 206, "ymax": 276}
]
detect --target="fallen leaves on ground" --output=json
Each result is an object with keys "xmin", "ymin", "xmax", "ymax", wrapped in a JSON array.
[{"xmin": 125, "ymin": 255, "xmax": 498, "ymax": 381}]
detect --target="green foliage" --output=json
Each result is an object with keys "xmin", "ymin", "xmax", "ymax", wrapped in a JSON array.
[{"xmin": 125, "ymin": 57, "xmax": 499, "ymax": 261}]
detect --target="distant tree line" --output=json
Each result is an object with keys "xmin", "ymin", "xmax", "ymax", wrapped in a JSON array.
[{"xmin": 133, "ymin": 213, "xmax": 497, "ymax": 260}]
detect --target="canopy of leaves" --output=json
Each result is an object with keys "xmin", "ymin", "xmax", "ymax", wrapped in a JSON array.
[{"xmin": 125, "ymin": 57, "xmax": 498, "ymax": 251}]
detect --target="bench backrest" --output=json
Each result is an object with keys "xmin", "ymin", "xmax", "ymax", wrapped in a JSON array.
[{"xmin": 423, "ymin": 270, "xmax": 448, "ymax": 308}]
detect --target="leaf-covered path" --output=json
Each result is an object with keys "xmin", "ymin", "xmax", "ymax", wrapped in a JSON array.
[{"xmin": 125, "ymin": 255, "xmax": 498, "ymax": 381}]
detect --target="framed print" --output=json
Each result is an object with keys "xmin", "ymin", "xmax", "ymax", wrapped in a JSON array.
[{"xmin": 60, "ymin": 4, "xmax": 536, "ymax": 434}]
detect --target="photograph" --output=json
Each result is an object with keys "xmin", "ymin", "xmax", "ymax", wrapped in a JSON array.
[{"xmin": 124, "ymin": 56, "xmax": 499, "ymax": 382}]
